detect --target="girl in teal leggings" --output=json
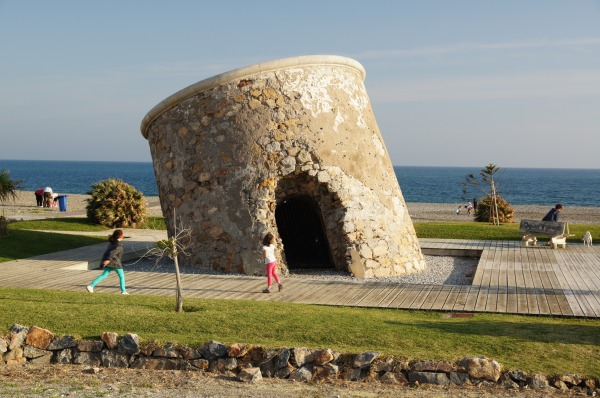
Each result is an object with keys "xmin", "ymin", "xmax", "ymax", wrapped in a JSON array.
[{"xmin": 86, "ymin": 229, "xmax": 128, "ymax": 294}]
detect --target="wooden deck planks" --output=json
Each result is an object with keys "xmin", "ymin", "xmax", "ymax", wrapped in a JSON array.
[
  {"xmin": 530, "ymin": 248, "xmax": 551, "ymax": 315},
  {"xmin": 379, "ymin": 285, "xmax": 410, "ymax": 307},
  {"xmin": 329, "ymin": 282, "xmax": 370, "ymax": 306},
  {"xmin": 409, "ymin": 285, "xmax": 436, "ymax": 310},
  {"xmin": 313, "ymin": 282, "xmax": 355, "ymax": 306},
  {"xmin": 2, "ymin": 238, "xmax": 599, "ymax": 318},
  {"xmin": 553, "ymin": 258, "xmax": 585, "ymax": 316},
  {"xmin": 474, "ymin": 248, "xmax": 494, "ymax": 312},
  {"xmin": 356, "ymin": 282, "xmax": 396, "ymax": 307},
  {"xmin": 441, "ymin": 285, "xmax": 462, "ymax": 311},
  {"xmin": 563, "ymin": 250, "xmax": 600, "ymax": 317},
  {"xmin": 537, "ymin": 248, "xmax": 564, "ymax": 315},
  {"xmin": 494, "ymin": 248, "xmax": 509, "ymax": 313},
  {"xmin": 505, "ymin": 244, "xmax": 518, "ymax": 314},
  {"xmin": 451, "ymin": 285, "xmax": 471, "ymax": 312},
  {"xmin": 521, "ymin": 247, "xmax": 540, "ymax": 315},
  {"xmin": 389, "ymin": 284, "xmax": 421, "ymax": 308},
  {"xmin": 430, "ymin": 285, "xmax": 453, "ymax": 310},
  {"xmin": 513, "ymin": 246, "xmax": 529, "ymax": 314}
]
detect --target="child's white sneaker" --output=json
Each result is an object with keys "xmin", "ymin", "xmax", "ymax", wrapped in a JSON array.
[
  {"xmin": 121, "ymin": 291, "xmax": 129, "ymax": 295},
  {"xmin": 86, "ymin": 286, "xmax": 93, "ymax": 293}
]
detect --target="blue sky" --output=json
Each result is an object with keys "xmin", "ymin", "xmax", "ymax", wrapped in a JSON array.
[{"xmin": 1, "ymin": 0, "xmax": 599, "ymax": 168}]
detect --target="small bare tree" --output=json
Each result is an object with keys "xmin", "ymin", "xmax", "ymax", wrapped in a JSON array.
[
  {"xmin": 147, "ymin": 209, "xmax": 192, "ymax": 312},
  {"xmin": 461, "ymin": 163, "xmax": 514, "ymax": 225}
]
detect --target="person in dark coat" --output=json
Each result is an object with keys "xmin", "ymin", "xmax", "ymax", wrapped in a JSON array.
[
  {"xmin": 542, "ymin": 204, "xmax": 564, "ymax": 247},
  {"xmin": 34, "ymin": 188, "xmax": 44, "ymax": 207},
  {"xmin": 86, "ymin": 229, "xmax": 128, "ymax": 294},
  {"xmin": 542, "ymin": 204, "xmax": 563, "ymax": 222}
]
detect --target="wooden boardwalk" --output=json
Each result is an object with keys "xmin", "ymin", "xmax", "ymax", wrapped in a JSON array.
[{"xmin": 1, "ymin": 236, "xmax": 598, "ymax": 318}]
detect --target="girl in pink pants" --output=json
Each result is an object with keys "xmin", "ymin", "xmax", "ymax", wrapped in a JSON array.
[{"xmin": 262, "ymin": 232, "xmax": 283, "ymax": 293}]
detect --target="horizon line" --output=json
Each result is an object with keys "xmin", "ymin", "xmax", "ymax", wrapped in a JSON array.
[{"xmin": 1, "ymin": 158, "xmax": 599, "ymax": 171}]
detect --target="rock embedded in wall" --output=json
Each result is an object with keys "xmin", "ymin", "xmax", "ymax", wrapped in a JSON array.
[{"xmin": 2, "ymin": 324, "xmax": 596, "ymax": 392}]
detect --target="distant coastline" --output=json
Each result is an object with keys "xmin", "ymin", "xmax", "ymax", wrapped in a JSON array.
[{"xmin": 1, "ymin": 160, "xmax": 599, "ymax": 207}]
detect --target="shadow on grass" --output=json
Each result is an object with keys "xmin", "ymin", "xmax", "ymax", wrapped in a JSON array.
[
  {"xmin": 0, "ymin": 230, "xmax": 105, "ymax": 261},
  {"xmin": 386, "ymin": 319, "xmax": 600, "ymax": 345}
]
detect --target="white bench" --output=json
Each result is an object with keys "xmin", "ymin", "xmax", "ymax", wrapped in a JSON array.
[{"xmin": 519, "ymin": 219, "xmax": 573, "ymax": 249}]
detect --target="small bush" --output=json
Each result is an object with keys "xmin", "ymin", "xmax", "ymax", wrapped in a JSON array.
[
  {"xmin": 86, "ymin": 178, "xmax": 147, "ymax": 228},
  {"xmin": 474, "ymin": 195, "xmax": 514, "ymax": 223}
]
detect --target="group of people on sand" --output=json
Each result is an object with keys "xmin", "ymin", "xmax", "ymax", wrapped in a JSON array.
[
  {"xmin": 34, "ymin": 186, "xmax": 58, "ymax": 208},
  {"xmin": 456, "ymin": 199, "xmax": 477, "ymax": 216},
  {"xmin": 86, "ymin": 230, "xmax": 284, "ymax": 296}
]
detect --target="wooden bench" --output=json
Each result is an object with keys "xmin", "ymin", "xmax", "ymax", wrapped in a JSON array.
[{"xmin": 519, "ymin": 219, "xmax": 573, "ymax": 249}]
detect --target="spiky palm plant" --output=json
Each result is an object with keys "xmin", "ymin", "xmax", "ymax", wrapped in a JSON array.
[
  {"xmin": 0, "ymin": 169, "xmax": 24, "ymax": 238},
  {"xmin": 0, "ymin": 170, "xmax": 24, "ymax": 204},
  {"xmin": 474, "ymin": 194, "xmax": 514, "ymax": 223},
  {"xmin": 86, "ymin": 178, "xmax": 147, "ymax": 228}
]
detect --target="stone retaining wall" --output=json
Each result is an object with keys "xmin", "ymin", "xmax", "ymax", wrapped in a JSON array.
[{"xmin": 2, "ymin": 324, "xmax": 597, "ymax": 394}]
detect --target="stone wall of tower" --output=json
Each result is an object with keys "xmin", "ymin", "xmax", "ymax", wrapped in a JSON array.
[{"xmin": 141, "ymin": 55, "xmax": 426, "ymax": 277}]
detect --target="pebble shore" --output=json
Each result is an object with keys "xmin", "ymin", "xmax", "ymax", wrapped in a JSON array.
[
  {"xmin": 0, "ymin": 190, "xmax": 162, "ymax": 218},
  {"xmin": 3, "ymin": 191, "xmax": 600, "ymax": 224}
]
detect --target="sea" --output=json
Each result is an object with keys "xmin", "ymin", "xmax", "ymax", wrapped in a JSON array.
[{"xmin": 1, "ymin": 159, "xmax": 599, "ymax": 207}]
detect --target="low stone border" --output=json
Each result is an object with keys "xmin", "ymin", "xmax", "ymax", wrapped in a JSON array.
[{"xmin": 2, "ymin": 324, "xmax": 598, "ymax": 394}]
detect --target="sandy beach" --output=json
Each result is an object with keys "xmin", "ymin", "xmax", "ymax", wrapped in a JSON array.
[
  {"xmin": 0, "ymin": 190, "xmax": 162, "ymax": 219},
  {"xmin": 1, "ymin": 190, "xmax": 599, "ymax": 224},
  {"xmin": 407, "ymin": 202, "xmax": 600, "ymax": 225}
]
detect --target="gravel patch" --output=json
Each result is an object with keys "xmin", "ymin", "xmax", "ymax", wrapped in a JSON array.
[{"xmin": 124, "ymin": 255, "xmax": 480, "ymax": 286}]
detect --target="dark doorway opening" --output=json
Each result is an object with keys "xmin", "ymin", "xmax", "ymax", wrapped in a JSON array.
[{"xmin": 275, "ymin": 195, "xmax": 333, "ymax": 269}]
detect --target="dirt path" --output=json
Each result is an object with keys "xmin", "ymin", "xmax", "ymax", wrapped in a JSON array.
[{"xmin": 0, "ymin": 364, "xmax": 568, "ymax": 398}]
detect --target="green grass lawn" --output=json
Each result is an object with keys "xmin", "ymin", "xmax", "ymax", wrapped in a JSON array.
[
  {"xmin": 414, "ymin": 221, "xmax": 600, "ymax": 242},
  {"xmin": 1, "ymin": 287, "xmax": 598, "ymax": 377},
  {"xmin": 0, "ymin": 217, "xmax": 166, "ymax": 262},
  {"xmin": 7, "ymin": 216, "xmax": 166, "ymax": 232},
  {"xmin": 0, "ymin": 230, "xmax": 106, "ymax": 262}
]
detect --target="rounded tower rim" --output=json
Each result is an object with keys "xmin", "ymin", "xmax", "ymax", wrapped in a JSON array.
[{"xmin": 140, "ymin": 54, "xmax": 365, "ymax": 138}]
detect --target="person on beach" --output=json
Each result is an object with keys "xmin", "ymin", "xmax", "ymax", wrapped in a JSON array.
[
  {"xmin": 466, "ymin": 201, "xmax": 474, "ymax": 215},
  {"xmin": 473, "ymin": 198, "xmax": 478, "ymax": 212},
  {"xmin": 262, "ymin": 232, "xmax": 283, "ymax": 293},
  {"xmin": 455, "ymin": 205, "xmax": 461, "ymax": 215},
  {"xmin": 42, "ymin": 186, "xmax": 53, "ymax": 208},
  {"xmin": 34, "ymin": 187, "xmax": 44, "ymax": 207},
  {"xmin": 86, "ymin": 229, "xmax": 128, "ymax": 294},
  {"xmin": 542, "ymin": 204, "xmax": 564, "ymax": 246},
  {"xmin": 542, "ymin": 204, "xmax": 563, "ymax": 222}
]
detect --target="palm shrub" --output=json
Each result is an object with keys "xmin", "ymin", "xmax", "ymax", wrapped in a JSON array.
[
  {"xmin": 0, "ymin": 170, "xmax": 24, "ymax": 203},
  {"xmin": 0, "ymin": 170, "xmax": 24, "ymax": 238},
  {"xmin": 86, "ymin": 178, "xmax": 147, "ymax": 228},
  {"xmin": 462, "ymin": 163, "xmax": 515, "ymax": 225},
  {"xmin": 475, "ymin": 194, "xmax": 514, "ymax": 223}
]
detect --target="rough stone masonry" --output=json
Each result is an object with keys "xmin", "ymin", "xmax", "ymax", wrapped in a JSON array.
[
  {"xmin": 141, "ymin": 55, "xmax": 426, "ymax": 277},
  {"xmin": 6, "ymin": 324, "xmax": 597, "ymax": 393}
]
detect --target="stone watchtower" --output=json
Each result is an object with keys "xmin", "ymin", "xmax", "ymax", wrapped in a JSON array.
[{"xmin": 141, "ymin": 55, "xmax": 426, "ymax": 278}]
